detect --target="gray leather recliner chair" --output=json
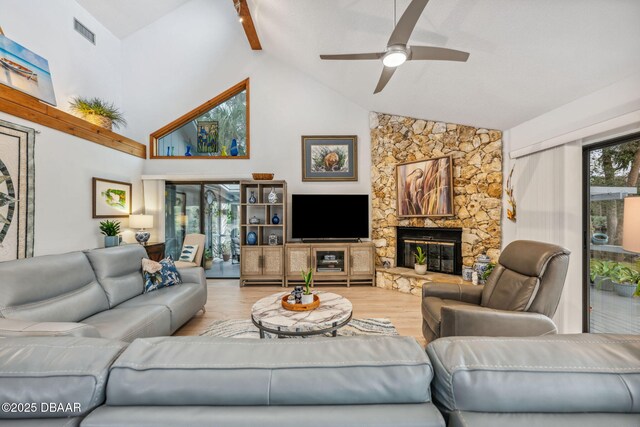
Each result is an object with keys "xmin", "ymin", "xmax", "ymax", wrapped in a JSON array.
[{"xmin": 422, "ymin": 240, "xmax": 570, "ymax": 342}]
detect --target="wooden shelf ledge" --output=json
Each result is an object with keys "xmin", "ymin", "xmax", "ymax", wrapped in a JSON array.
[{"xmin": 0, "ymin": 85, "xmax": 146, "ymax": 158}]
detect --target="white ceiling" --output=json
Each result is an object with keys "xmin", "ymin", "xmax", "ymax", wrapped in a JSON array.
[
  {"xmin": 78, "ymin": 0, "xmax": 640, "ymax": 130},
  {"xmin": 76, "ymin": 0, "xmax": 190, "ymax": 38}
]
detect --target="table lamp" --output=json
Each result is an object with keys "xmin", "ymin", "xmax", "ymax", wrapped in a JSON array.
[
  {"xmin": 129, "ymin": 214, "xmax": 154, "ymax": 245},
  {"xmin": 623, "ymin": 197, "xmax": 640, "ymax": 253}
]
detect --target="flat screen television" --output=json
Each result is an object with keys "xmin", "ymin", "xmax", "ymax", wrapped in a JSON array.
[{"xmin": 291, "ymin": 194, "xmax": 369, "ymax": 240}]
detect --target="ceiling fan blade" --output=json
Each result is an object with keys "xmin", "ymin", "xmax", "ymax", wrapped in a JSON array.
[
  {"xmin": 374, "ymin": 66, "xmax": 397, "ymax": 94},
  {"xmin": 409, "ymin": 46, "xmax": 470, "ymax": 62},
  {"xmin": 387, "ymin": 0, "xmax": 430, "ymax": 46},
  {"xmin": 320, "ymin": 52, "xmax": 384, "ymax": 60}
]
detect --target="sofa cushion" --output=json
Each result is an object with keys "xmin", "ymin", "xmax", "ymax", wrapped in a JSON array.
[
  {"xmin": 82, "ymin": 305, "xmax": 170, "ymax": 342},
  {"xmin": 118, "ymin": 283, "xmax": 206, "ymax": 333},
  {"xmin": 427, "ymin": 334, "xmax": 640, "ymax": 414},
  {"xmin": 178, "ymin": 243, "xmax": 199, "ymax": 263},
  {"xmin": 448, "ymin": 411, "xmax": 640, "ymax": 427},
  {"xmin": 0, "ymin": 337, "xmax": 126, "ymax": 419},
  {"xmin": 84, "ymin": 245, "xmax": 147, "ymax": 307},
  {"xmin": 82, "ymin": 404, "xmax": 445, "ymax": 427},
  {"xmin": 107, "ymin": 336, "xmax": 433, "ymax": 406},
  {"xmin": 0, "ymin": 252, "xmax": 109, "ymax": 322},
  {"xmin": 0, "ymin": 419, "xmax": 83, "ymax": 426},
  {"xmin": 143, "ymin": 256, "xmax": 182, "ymax": 293}
]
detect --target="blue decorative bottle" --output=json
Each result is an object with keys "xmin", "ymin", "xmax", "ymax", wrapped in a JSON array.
[
  {"xmin": 246, "ymin": 231, "xmax": 257, "ymax": 245},
  {"xmin": 166, "ymin": 146, "xmax": 171, "ymax": 156},
  {"xmin": 271, "ymin": 213, "xmax": 280, "ymax": 224},
  {"xmin": 230, "ymin": 139, "xmax": 239, "ymax": 156},
  {"xmin": 185, "ymin": 145, "xmax": 192, "ymax": 156}
]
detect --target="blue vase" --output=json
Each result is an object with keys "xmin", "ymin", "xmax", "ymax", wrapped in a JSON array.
[
  {"xmin": 185, "ymin": 145, "xmax": 192, "ymax": 156},
  {"xmin": 230, "ymin": 138, "xmax": 239, "ymax": 156},
  {"xmin": 248, "ymin": 191, "xmax": 257, "ymax": 204},
  {"xmin": 246, "ymin": 231, "xmax": 257, "ymax": 245},
  {"xmin": 166, "ymin": 146, "xmax": 171, "ymax": 156},
  {"xmin": 271, "ymin": 213, "xmax": 280, "ymax": 224}
]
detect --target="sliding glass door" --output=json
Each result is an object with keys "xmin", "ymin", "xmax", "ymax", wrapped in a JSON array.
[
  {"xmin": 583, "ymin": 133, "xmax": 640, "ymax": 333},
  {"xmin": 165, "ymin": 182, "xmax": 240, "ymax": 279}
]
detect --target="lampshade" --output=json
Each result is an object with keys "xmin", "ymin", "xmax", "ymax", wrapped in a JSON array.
[
  {"xmin": 129, "ymin": 214, "xmax": 153, "ymax": 229},
  {"xmin": 623, "ymin": 197, "xmax": 640, "ymax": 253}
]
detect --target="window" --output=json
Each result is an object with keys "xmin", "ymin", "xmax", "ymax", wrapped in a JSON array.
[
  {"xmin": 583, "ymin": 132, "xmax": 640, "ymax": 333},
  {"xmin": 150, "ymin": 79, "xmax": 249, "ymax": 159}
]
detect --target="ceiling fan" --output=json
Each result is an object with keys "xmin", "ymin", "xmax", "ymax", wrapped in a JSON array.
[{"xmin": 320, "ymin": 0, "xmax": 470, "ymax": 94}]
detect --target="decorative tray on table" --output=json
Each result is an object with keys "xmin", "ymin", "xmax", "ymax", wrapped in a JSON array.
[{"xmin": 281, "ymin": 295, "xmax": 320, "ymax": 311}]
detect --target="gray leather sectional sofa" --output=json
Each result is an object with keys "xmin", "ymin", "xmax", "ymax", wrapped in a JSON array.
[
  {"xmin": 0, "ymin": 245, "xmax": 206, "ymax": 341},
  {"xmin": 0, "ymin": 334, "xmax": 638, "ymax": 426}
]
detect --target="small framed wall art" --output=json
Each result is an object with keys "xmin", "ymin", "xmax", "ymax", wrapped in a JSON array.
[
  {"xmin": 396, "ymin": 155, "xmax": 454, "ymax": 218},
  {"xmin": 92, "ymin": 178, "xmax": 132, "ymax": 218},
  {"xmin": 301, "ymin": 135, "xmax": 358, "ymax": 182}
]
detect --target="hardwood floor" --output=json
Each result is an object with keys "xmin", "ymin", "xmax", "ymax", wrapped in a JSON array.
[{"xmin": 175, "ymin": 280, "xmax": 427, "ymax": 347}]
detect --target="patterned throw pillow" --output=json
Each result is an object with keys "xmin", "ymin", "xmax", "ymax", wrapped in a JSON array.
[
  {"xmin": 179, "ymin": 244, "xmax": 199, "ymax": 263},
  {"xmin": 142, "ymin": 256, "xmax": 182, "ymax": 293}
]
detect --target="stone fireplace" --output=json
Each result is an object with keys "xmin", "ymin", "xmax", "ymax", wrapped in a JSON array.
[
  {"xmin": 396, "ymin": 227, "xmax": 462, "ymax": 275},
  {"xmin": 370, "ymin": 112, "xmax": 503, "ymax": 277}
]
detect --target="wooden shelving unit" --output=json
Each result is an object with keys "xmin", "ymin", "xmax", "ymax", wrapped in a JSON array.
[
  {"xmin": 239, "ymin": 180, "xmax": 287, "ymax": 286},
  {"xmin": 0, "ymin": 85, "xmax": 146, "ymax": 158}
]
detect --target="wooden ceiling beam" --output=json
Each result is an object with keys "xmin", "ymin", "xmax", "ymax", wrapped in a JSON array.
[{"xmin": 234, "ymin": 0, "xmax": 262, "ymax": 50}]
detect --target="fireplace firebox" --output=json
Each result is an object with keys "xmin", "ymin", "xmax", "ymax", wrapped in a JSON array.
[{"xmin": 396, "ymin": 227, "xmax": 462, "ymax": 275}]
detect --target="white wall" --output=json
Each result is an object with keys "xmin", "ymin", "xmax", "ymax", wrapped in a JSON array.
[
  {"xmin": 508, "ymin": 71, "xmax": 640, "ymax": 155},
  {"xmin": 503, "ymin": 71, "xmax": 640, "ymax": 333},
  {"xmin": 121, "ymin": 0, "xmax": 371, "ymax": 216},
  {"xmin": 502, "ymin": 140, "xmax": 583, "ymax": 333},
  {"xmin": 1, "ymin": 0, "xmax": 124, "ymax": 112},
  {"xmin": 0, "ymin": 0, "xmax": 144, "ymax": 255}
]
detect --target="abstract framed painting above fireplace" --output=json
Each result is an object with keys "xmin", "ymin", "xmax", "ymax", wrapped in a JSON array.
[
  {"xmin": 396, "ymin": 155, "xmax": 454, "ymax": 218},
  {"xmin": 396, "ymin": 227, "xmax": 462, "ymax": 275}
]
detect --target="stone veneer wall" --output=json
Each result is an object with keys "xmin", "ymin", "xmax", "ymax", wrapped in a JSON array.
[{"xmin": 370, "ymin": 112, "xmax": 503, "ymax": 268}]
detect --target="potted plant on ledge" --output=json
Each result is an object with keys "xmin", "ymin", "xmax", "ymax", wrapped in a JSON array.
[
  {"xmin": 414, "ymin": 246, "xmax": 427, "ymax": 275},
  {"xmin": 301, "ymin": 268, "xmax": 314, "ymax": 304},
  {"xmin": 99, "ymin": 220, "xmax": 121, "ymax": 248},
  {"xmin": 69, "ymin": 96, "xmax": 127, "ymax": 131}
]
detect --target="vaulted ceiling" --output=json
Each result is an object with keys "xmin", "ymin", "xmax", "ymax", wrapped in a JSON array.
[
  {"xmin": 76, "ymin": 0, "xmax": 190, "ymax": 39},
  {"xmin": 77, "ymin": 0, "xmax": 640, "ymax": 130}
]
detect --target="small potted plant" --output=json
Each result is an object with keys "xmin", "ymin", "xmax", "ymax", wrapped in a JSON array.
[
  {"xmin": 301, "ymin": 268, "xmax": 314, "ymax": 304},
  {"xmin": 595, "ymin": 261, "xmax": 616, "ymax": 291},
  {"xmin": 221, "ymin": 241, "xmax": 231, "ymax": 262},
  {"xmin": 611, "ymin": 266, "xmax": 640, "ymax": 298},
  {"xmin": 590, "ymin": 260, "xmax": 603, "ymax": 286},
  {"xmin": 204, "ymin": 248, "xmax": 213, "ymax": 269},
  {"xmin": 414, "ymin": 246, "xmax": 427, "ymax": 275},
  {"xmin": 99, "ymin": 220, "xmax": 121, "ymax": 248},
  {"xmin": 69, "ymin": 96, "xmax": 127, "ymax": 130}
]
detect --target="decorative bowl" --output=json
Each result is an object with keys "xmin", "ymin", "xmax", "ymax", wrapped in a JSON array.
[{"xmin": 252, "ymin": 173, "xmax": 274, "ymax": 180}]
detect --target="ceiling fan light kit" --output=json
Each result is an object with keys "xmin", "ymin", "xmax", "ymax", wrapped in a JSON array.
[
  {"xmin": 320, "ymin": 0, "xmax": 470, "ymax": 94},
  {"xmin": 382, "ymin": 45, "xmax": 408, "ymax": 67}
]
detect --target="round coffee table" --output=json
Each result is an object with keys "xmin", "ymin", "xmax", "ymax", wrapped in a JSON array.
[{"xmin": 251, "ymin": 291, "xmax": 353, "ymax": 338}]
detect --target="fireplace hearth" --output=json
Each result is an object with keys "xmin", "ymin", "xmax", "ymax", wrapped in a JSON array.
[{"xmin": 396, "ymin": 227, "xmax": 462, "ymax": 275}]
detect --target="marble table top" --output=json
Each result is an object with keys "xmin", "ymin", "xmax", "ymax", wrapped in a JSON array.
[{"xmin": 251, "ymin": 291, "xmax": 353, "ymax": 332}]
